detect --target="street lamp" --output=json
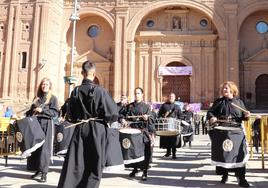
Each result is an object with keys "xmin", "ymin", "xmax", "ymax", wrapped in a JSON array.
[{"xmin": 65, "ymin": 0, "xmax": 80, "ymax": 96}]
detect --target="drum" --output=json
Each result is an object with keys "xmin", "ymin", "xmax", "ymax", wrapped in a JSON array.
[
  {"xmin": 119, "ymin": 128, "xmax": 144, "ymax": 165},
  {"xmin": 54, "ymin": 121, "xmax": 75, "ymax": 156},
  {"xmin": 104, "ymin": 128, "xmax": 124, "ymax": 172},
  {"xmin": 209, "ymin": 125, "xmax": 249, "ymax": 168},
  {"xmin": 15, "ymin": 116, "xmax": 45, "ymax": 158},
  {"xmin": 155, "ymin": 118, "xmax": 181, "ymax": 136}
]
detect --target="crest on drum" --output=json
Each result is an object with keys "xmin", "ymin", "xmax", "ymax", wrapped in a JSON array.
[
  {"xmin": 16, "ymin": 132, "xmax": 23, "ymax": 143},
  {"xmin": 222, "ymin": 139, "xmax": 233, "ymax": 152},
  {"xmin": 122, "ymin": 138, "xmax": 131, "ymax": 149},
  {"xmin": 57, "ymin": 133, "xmax": 64, "ymax": 143}
]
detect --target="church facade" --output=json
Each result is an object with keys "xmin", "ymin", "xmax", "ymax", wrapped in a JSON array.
[{"xmin": 0, "ymin": 0, "xmax": 268, "ymax": 109}]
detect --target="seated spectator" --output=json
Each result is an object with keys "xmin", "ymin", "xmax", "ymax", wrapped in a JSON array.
[{"xmin": 4, "ymin": 106, "xmax": 14, "ymax": 118}]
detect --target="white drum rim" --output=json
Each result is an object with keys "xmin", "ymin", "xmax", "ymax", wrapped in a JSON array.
[
  {"xmin": 214, "ymin": 126, "xmax": 242, "ymax": 131},
  {"xmin": 119, "ymin": 128, "xmax": 141, "ymax": 134}
]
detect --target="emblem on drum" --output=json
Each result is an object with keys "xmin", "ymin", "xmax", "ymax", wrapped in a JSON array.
[
  {"xmin": 222, "ymin": 139, "xmax": 233, "ymax": 152},
  {"xmin": 122, "ymin": 138, "xmax": 131, "ymax": 149},
  {"xmin": 16, "ymin": 132, "xmax": 23, "ymax": 143},
  {"xmin": 57, "ymin": 133, "xmax": 63, "ymax": 142}
]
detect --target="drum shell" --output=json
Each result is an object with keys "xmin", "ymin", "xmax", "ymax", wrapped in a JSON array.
[
  {"xmin": 15, "ymin": 116, "xmax": 45, "ymax": 157},
  {"xmin": 209, "ymin": 126, "xmax": 248, "ymax": 168},
  {"xmin": 119, "ymin": 128, "xmax": 144, "ymax": 165},
  {"xmin": 54, "ymin": 121, "xmax": 74, "ymax": 155}
]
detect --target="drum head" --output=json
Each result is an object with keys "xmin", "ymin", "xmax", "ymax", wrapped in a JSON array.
[
  {"xmin": 119, "ymin": 128, "xmax": 141, "ymax": 134},
  {"xmin": 214, "ymin": 126, "xmax": 242, "ymax": 131}
]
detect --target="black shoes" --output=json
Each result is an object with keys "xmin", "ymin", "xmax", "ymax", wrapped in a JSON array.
[
  {"xmin": 220, "ymin": 174, "xmax": 228, "ymax": 184},
  {"xmin": 172, "ymin": 155, "xmax": 177, "ymax": 159},
  {"xmin": 31, "ymin": 171, "xmax": 47, "ymax": 183},
  {"xmin": 31, "ymin": 171, "xmax": 41, "ymax": 179},
  {"xmin": 141, "ymin": 170, "xmax": 147, "ymax": 181},
  {"xmin": 163, "ymin": 153, "xmax": 171, "ymax": 158},
  {"xmin": 39, "ymin": 173, "xmax": 47, "ymax": 183},
  {"xmin": 129, "ymin": 169, "xmax": 138, "ymax": 177},
  {"xmin": 239, "ymin": 179, "xmax": 250, "ymax": 187}
]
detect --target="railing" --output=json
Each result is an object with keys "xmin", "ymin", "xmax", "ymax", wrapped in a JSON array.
[
  {"xmin": 244, "ymin": 115, "xmax": 268, "ymax": 169},
  {"xmin": 0, "ymin": 117, "xmax": 20, "ymax": 166}
]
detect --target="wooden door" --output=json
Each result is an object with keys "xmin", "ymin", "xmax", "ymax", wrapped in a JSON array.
[{"xmin": 256, "ymin": 74, "xmax": 268, "ymax": 108}]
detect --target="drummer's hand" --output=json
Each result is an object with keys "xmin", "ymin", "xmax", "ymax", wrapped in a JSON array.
[
  {"xmin": 244, "ymin": 111, "xmax": 250, "ymax": 118},
  {"xmin": 209, "ymin": 117, "xmax": 217, "ymax": 124},
  {"xmin": 58, "ymin": 117, "xmax": 64, "ymax": 123},
  {"xmin": 142, "ymin": 114, "xmax": 148, "ymax": 121},
  {"xmin": 121, "ymin": 119, "xmax": 128, "ymax": 126},
  {"xmin": 35, "ymin": 107, "xmax": 42, "ymax": 113}
]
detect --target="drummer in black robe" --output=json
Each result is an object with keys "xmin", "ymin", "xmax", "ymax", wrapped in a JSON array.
[
  {"xmin": 57, "ymin": 60, "xmax": 119, "ymax": 188},
  {"xmin": 180, "ymin": 103, "xmax": 194, "ymax": 147},
  {"xmin": 26, "ymin": 77, "xmax": 59, "ymax": 182},
  {"xmin": 207, "ymin": 81, "xmax": 250, "ymax": 187},
  {"xmin": 158, "ymin": 93, "xmax": 182, "ymax": 159},
  {"xmin": 117, "ymin": 94, "xmax": 128, "ymax": 124},
  {"xmin": 122, "ymin": 87, "xmax": 155, "ymax": 181}
]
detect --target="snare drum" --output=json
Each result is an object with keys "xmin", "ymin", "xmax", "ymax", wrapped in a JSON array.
[
  {"xmin": 209, "ymin": 125, "xmax": 248, "ymax": 168},
  {"xmin": 15, "ymin": 116, "xmax": 45, "ymax": 158},
  {"xmin": 119, "ymin": 128, "xmax": 144, "ymax": 165},
  {"xmin": 155, "ymin": 118, "xmax": 181, "ymax": 136}
]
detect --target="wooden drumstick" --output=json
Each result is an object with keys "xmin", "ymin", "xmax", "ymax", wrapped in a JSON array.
[
  {"xmin": 65, "ymin": 118, "xmax": 103, "ymax": 129},
  {"xmin": 127, "ymin": 115, "xmax": 151, "ymax": 118},
  {"xmin": 231, "ymin": 102, "xmax": 249, "ymax": 113}
]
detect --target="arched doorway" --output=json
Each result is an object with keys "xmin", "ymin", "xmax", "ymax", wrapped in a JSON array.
[
  {"xmin": 162, "ymin": 62, "xmax": 190, "ymax": 102},
  {"xmin": 256, "ymin": 74, "xmax": 268, "ymax": 108}
]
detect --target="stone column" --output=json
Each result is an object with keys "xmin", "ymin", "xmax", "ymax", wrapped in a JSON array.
[
  {"xmin": 224, "ymin": 3, "xmax": 239, "ymax": 85},
  {"xmin": 9, "ymin": 4, "xmax": 20, "ymax": 98},
  {"xmin": 151, "ymin": 45, "xmax": 161, "ymax": 102},
  {"xmin": 28, "ymin": 3, "xmax": 41, "ymax": 100},
  {"xmin": 127, "ymin": 41, "xmax": 135, "ymax": 101},
  {"xmin": 1, "ymin": 3, "xmax": 15, "ymax": 98},
  {"xmin": 217, "ymin": 40, "xmax": 227, "ymax": 90},
  {"xmin": 114, "ymin": 6, "xmax": 128, "ymax": 100}
]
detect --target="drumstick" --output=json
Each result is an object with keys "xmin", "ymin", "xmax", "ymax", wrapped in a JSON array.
[
  {"xmin": 127, "ymin": 115, "xmax": 151, "ymax": 118},
  {"xmin": 231, "ymin": 102, "xmax": 249, "ymax": 113},
  {"xmin": 65, "ymin": 118, "xmax": 103, "ymax": 129}
]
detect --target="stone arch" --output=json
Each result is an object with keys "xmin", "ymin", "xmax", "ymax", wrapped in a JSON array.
[
  {"xmin": 238, "ymin": 2, "xmax": 268, "ymax": 31},
  {"xmin": 61, "ymin": 7, "xmax": 115, "ymax": 42},
  {"xmin": 159, "ymin": 56, "xmax": 194, "ymax": 74},
  {"xmin": 255, "ymin": 74, "xmax": 268, "ymax": 108},
  {"xmin": 126, "ymin": 0, "xmax": 225, "ymax": 41}
]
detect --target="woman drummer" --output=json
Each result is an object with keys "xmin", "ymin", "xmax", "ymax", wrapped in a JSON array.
[
  {"xmin": 207, "ymin": 81, "xmax": 250, "ymax": 187},
  {"xmin": 26, "ymin": 77, "xmax": 59, "ymax": 182}
]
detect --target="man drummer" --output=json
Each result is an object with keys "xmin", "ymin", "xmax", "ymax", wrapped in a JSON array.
[
  {"xmin": 117, "ymin": 94, "xmax": 128, "ymax": 124},
  {"xmin": 158, "ymin": 92, "xmax": 182, "ymax": 159},
  {"xmin": 122, "ymin": 87, "xmax": 155, "ymax": 181},
  {"xmin": 57, "ymin": 60, "xmax": 119, "ymax": 188}
]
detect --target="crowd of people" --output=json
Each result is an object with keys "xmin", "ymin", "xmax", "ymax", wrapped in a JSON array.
[{"xmin": 1, "ymin": 60, "xmax": 255, "ymax": 188}]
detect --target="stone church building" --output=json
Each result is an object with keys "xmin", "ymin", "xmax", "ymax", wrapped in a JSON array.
[{"xmin": 0, "ymin": 0, "xmax": 268, "ymax": 110}]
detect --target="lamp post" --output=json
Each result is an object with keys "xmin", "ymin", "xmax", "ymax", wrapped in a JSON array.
[{"xmin": 66, "ymin": 0, "xmax": 80, "ymax": 96}]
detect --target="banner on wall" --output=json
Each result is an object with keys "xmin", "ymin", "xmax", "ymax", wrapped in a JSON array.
[{"xmin": 158, "ymin": 66, "xmax": 192, "ymax": 76}]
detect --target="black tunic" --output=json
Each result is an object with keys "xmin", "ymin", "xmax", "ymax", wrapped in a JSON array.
[
  {"xmin": 180, "ymin": 110, "xmax": 194, "ymax": 143},
  {"xmin": 125, "ymin": 101, "xmax": 155, "ymax": 170},
  {"xmin": 57, "ymin": 79, "xmax": 119, "ymax": 188},
  {"xmin": 26, "ymin": 94, "xmax": 59, "ymax": 173},
  {"xmin": 207, "ymin": 97, "xmax": 249, "ymax": 175},
  {"xmin": 158, "ymin": 102, "xmax": 182, "ymax": 148}
]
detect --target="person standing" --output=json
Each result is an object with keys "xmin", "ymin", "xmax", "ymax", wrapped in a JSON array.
[
  {"xmin": 158, "ymin": 93, "xmax": 182, "ymax": 159},
  {"xmin": 207, "ymin": 81, "xmax": 250, "ymax": 187},
  {"xmin": 180, "ymin": 103, "xmax": 194, "ymax": 147},
  {"xmin": 123, "ymin": 87, "xmax": 155, "ymax": 181},
  {"xmin": 26, "ymin": 77, "xmax": 59, "ymax": 182},
  {"xmin": 57, "ymin": 60, "xmax": 119, "ymax": 188}
]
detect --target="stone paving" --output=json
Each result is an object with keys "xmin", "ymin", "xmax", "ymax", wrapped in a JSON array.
[{"xmin": 0, "ymin": 135, "xmax": 267, "ymax": 188}]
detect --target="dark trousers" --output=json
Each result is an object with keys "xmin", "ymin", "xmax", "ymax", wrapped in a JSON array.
[{"xmin": 216, "ymin": 166, "xmax": 246, "ymax": 179}]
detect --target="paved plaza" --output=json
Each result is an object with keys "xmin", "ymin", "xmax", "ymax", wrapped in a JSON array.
[{"xmin": 0, "ymin": 135, "xmax": 267, "ymax": 188}]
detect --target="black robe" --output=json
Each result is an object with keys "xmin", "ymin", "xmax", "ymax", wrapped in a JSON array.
[
  {"xmin": 57, "ymin": 79, "xmax": 119, "ymax": 188},
  {"xmin": 125, "ymin": 101, "xmax": 155, "ymax": 170},
  {"xmin": 180, "ymin": 110, "xmax": 194, "ymax": 143},
  {"xmin": 207, "ymin": 97, "xmax": 249, "ymax": 176},
  {"xmin": 158, "ymin": 102, "xmax": 182, "ymax": 148},
  {"xmin": 26, "ymin": 94, "xmax": 59, "ymax": 173}
]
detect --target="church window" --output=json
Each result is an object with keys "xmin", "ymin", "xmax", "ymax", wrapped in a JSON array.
[
  {"xmin": 87, "ymin": 25, "xmax": 100, "ymax": 38},
  {"xmin": 256, "ymin": 21, "xmax": 268, "ymax": 34},
  {"xmin": 21, "ymin": 52, "xmax": 27, "ymax": 69},
  {"xmin": 146, "ymin": 20, "xmax": 154, "ymax": 28},
  {"xmin": 200, "ymin": 19, "xmax": 208, "ymax": 27}
]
